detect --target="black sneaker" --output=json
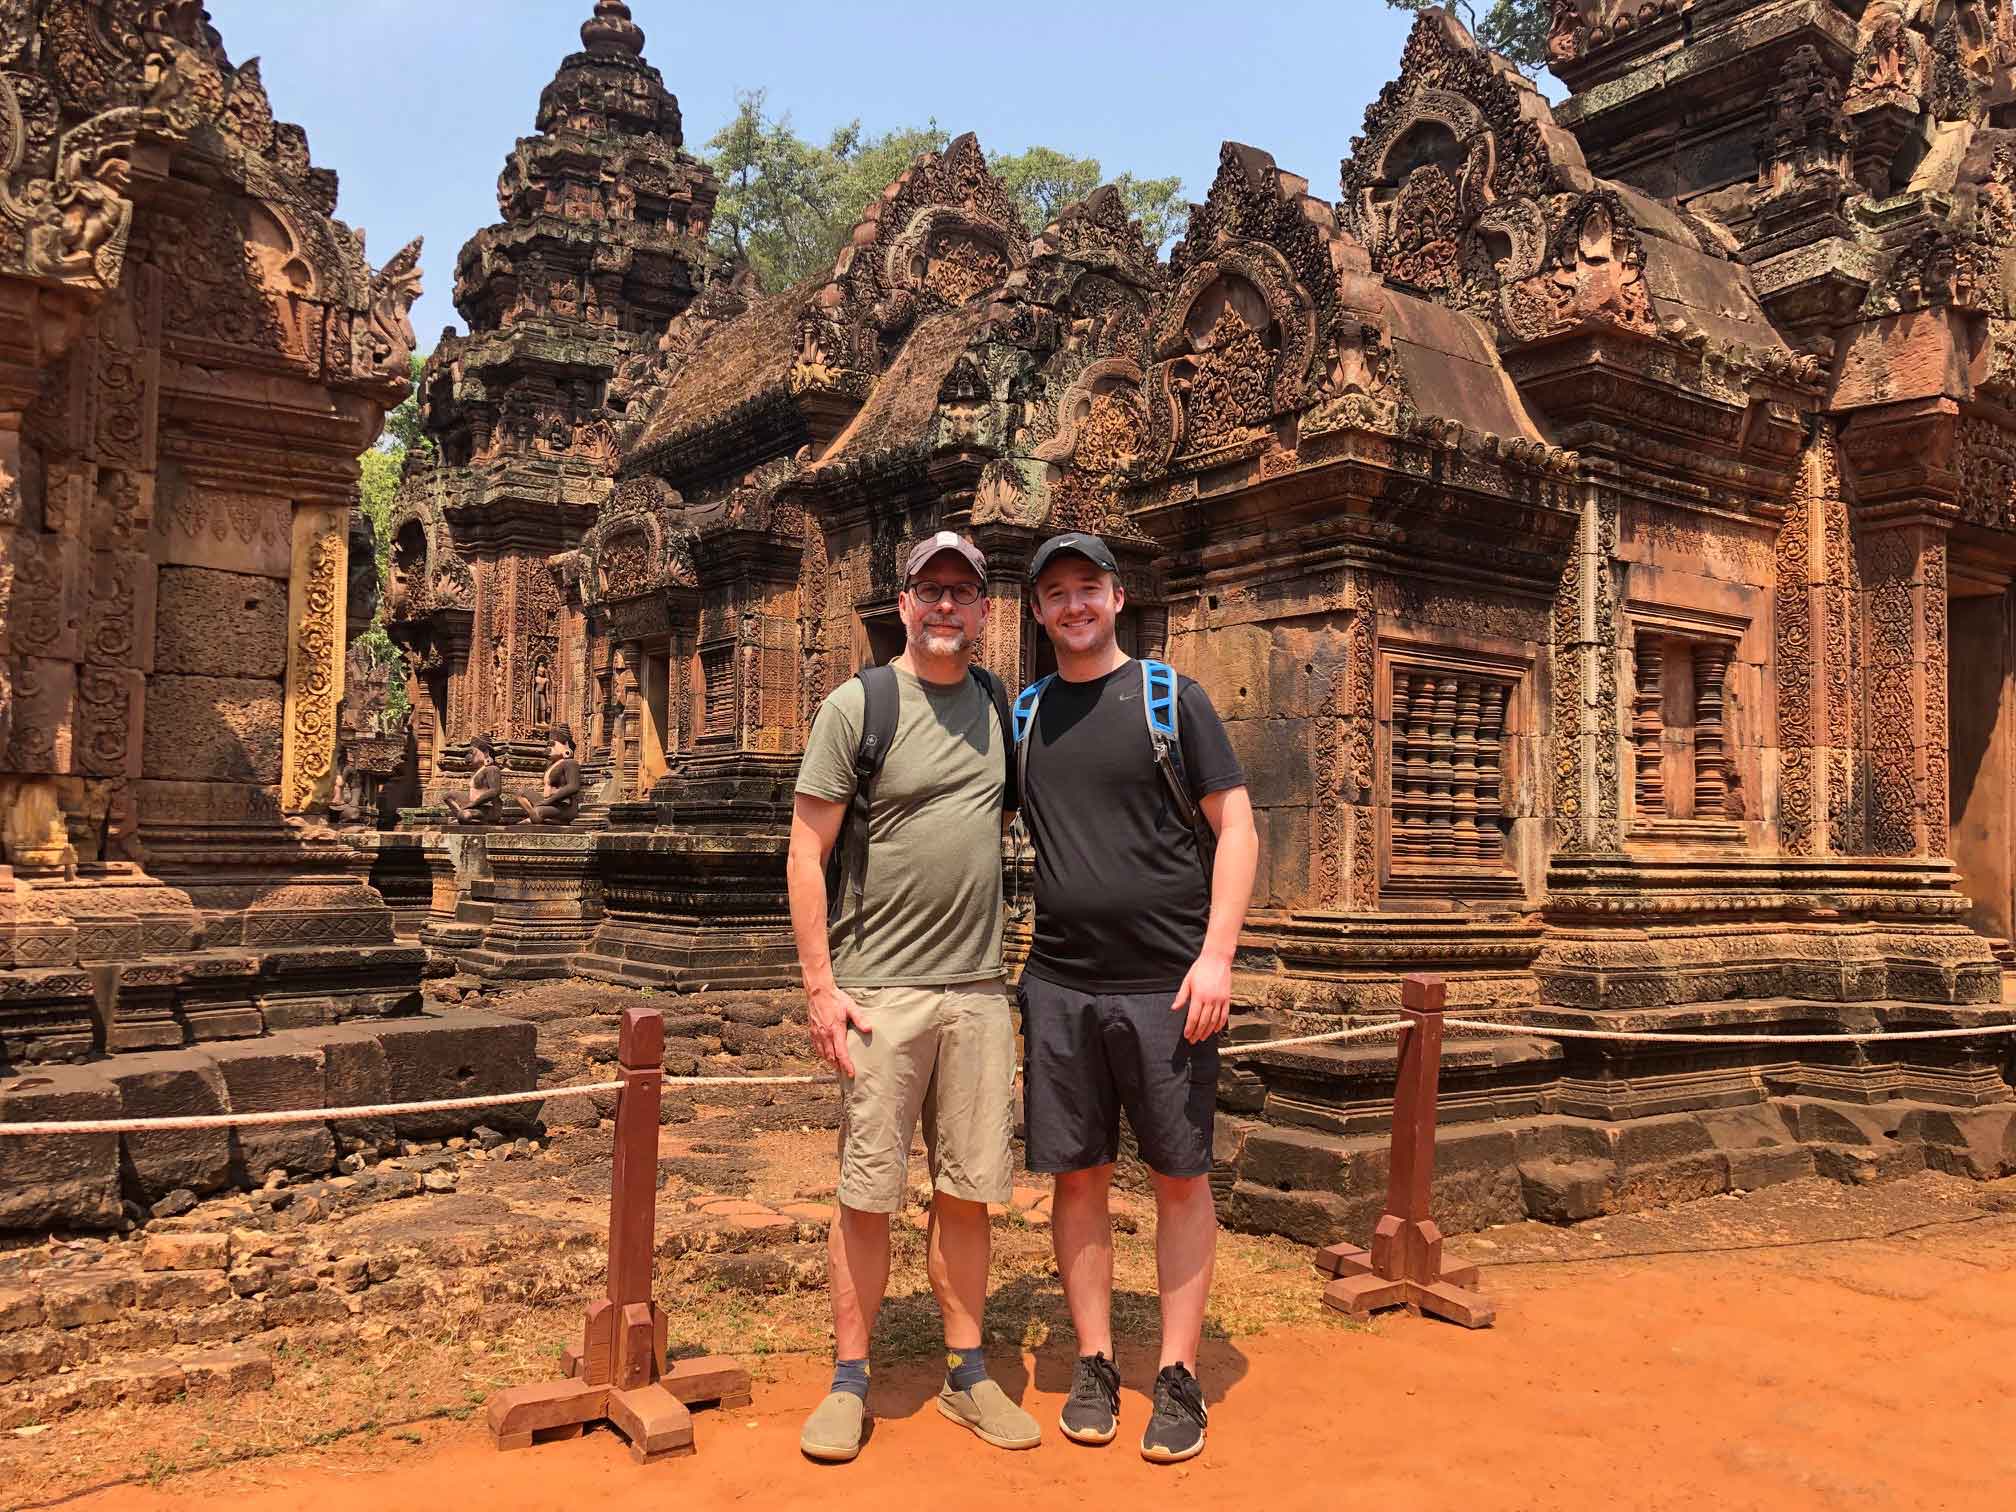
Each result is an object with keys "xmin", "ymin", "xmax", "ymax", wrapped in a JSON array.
[
  {"xmin": 1140, "ymin": 1363, "xmax": 1207, "ymax": 1464},
  {"xmin": 1060, "ymin": 1351, "xmax": 1121, "ymax": 1445}
]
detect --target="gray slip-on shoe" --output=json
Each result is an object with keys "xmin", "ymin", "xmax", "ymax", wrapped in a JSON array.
[
  {"xmin": 936, "ymin": 1377, "xmax": 1041, "ymax": 1450},
  {"xmin": 800, "ymin": 1390, "xmax": 868, "ymax": 1462}
]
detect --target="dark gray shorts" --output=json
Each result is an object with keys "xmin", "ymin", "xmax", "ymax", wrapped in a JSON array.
[{"xmin": 1017, "ymin": 973, "xmax": 1219, "ymax": 1178}]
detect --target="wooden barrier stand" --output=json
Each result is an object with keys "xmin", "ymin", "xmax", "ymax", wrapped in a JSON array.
[
  {"xmin": 1315, "ymin": 974, "xmax": 1495, "ymax": 1329},
  {"xmin": 486, "ymin": 1007, "xmax": 753, "ymax": 1461}
]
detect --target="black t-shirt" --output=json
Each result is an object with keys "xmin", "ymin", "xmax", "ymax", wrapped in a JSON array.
[{"xmin": 1022, "ymin": 661, "xmax": 1245, "ymax": 992}]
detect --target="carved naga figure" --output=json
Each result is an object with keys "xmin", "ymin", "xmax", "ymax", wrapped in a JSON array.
[{"xmin": 361, "ymin": 236, "xmax": 424, "ymax": 376}]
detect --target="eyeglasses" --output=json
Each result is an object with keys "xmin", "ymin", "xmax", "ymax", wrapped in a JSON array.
[{"xmin": 907, "ymin": 581, "xmax": 982, "ymax": 606}]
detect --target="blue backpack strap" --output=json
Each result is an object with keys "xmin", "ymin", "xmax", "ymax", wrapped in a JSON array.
[
  {"xmin": 1012, "ymin": 675, "xmax": 1052, "ymax": 745},
  {"xmin": 1142, "ymin": 660, "xmax": 1178, "ymax": 748},
  {"xmin": 1012, "ymin": 675, "xmax": 1052, "ymax": 817}
]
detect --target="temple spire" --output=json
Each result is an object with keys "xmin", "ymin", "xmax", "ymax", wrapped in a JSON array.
[{"xmin": 581, "ymin": 0, "xmax": 645, "ymax": 57}]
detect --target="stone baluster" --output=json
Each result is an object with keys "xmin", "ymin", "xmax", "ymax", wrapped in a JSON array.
[
  {"xmin": 1429, "ymin": 676, "xmax": 1458, "ymax": 859},
  {"xmin": 1633, "ymin": 637, "xmax": 1664, "ymax": 820},
  {"xmin": 1451, "ymin": 678, "xmax": 1481, "ymax": 860},
  {"xmin": 1692, "ymin": 641, "xmax": 1730, "ymax": 819},
  {"xmin": 1476, "ymin": 681, "xmax": 1506, "ymax": 864}
]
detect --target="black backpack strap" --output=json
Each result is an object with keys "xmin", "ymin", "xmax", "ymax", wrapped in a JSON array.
[
  {"xmin": 968, "ymin": 664, "xmax": 1017, "ymax": 812},
  {"xmin": 825, "ymin": 664, "xmax": 899, "ymax": 926}
]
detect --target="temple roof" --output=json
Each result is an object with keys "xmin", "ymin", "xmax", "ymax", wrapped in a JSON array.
[
  {"xmin": 811, "ymin": 303, "xmax": 997, "ymax": 471},
  {"xmin": 623, "ymin": 275, "xmax": 820, "ymax": 478}
]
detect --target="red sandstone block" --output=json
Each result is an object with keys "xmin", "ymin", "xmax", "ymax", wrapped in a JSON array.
[
  {"xmin": 181, "ymin": 1348, "xmax": 274, "ymax": 1398},
  {"xmin": 779, "ymin": 1202, "xmax": 833, "ymax": 1223},
  {"xmin": 0, "ymin": 1330, "xmax": 67, "ymax": 1385},
  {"xmin": 0, "ymin": 1289, "xmax": 43, "ymax": 1333},
  {"xmin": 85, "ymin": 1359, "xmax": 186, "ymax": 1407},
  {"xmin": 41, "ymin": 1271, "xmax": 135, "ymax": 1328},
  {"xmin": 136, "ymin": 1270, "xmax": 230, "ymax": 1311},
  {"xmin": 142, "ymin": 1232, "xmax": 230, "ymax": 1272}
]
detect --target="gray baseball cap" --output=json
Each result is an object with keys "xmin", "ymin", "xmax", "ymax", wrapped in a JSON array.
[{"xmin": 903, "ymin": 529, "xmax": 987, "ymax": 581}]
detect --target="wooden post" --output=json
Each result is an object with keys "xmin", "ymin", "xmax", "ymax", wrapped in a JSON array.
[
  {"xmin": 1313, "ymin": 975, "xmax": 1494, "ymax": 1328},
  {"xmin": 485, "ymin": 1007, "xmax": 753, "ymax": 1462}
]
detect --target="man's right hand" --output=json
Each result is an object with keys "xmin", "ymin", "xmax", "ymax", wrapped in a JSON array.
[{"xmin": 807, "ymin": 984, "xmax": 869, "ymax": 1078}]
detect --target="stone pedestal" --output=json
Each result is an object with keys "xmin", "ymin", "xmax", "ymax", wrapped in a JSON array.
[{"xmin": 461, "ymin": 830, "xmax": 605, "ymax": 980}]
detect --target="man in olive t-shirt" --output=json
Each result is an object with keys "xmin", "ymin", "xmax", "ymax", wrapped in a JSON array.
[{"xmin": 785, "ymin": 531, "xmax": 1037, "ymax": 1464}]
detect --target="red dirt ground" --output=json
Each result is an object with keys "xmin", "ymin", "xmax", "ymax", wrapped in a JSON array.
[{"xmin": 48, "ymin": 1203, "xmax": 2016, "ymax": 1512}]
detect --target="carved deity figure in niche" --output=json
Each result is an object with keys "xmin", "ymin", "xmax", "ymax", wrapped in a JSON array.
[
  {"xmin": 1171, "ymin": 276, "xmax": 1276, "ymax": 453},
  {"xmin": 388, "ymin": 521, "xmax": 426, "ymax": 615},
  {"xmin": 1854, "ymin": 1, "xmax": 1922, "ymax": 95},
  {"xmin": 1074, "ymin": 387, "xmax": 1145, "ymax": 473},
  {"xmin": 1307, "ymin": 319, "xmax": 1403, "ymax": 436},
  {"xmin": 533, "ymin": 658, "xmax": 553, "ymax": 727},
  {"xmin": 1541, "ymin": 199, "xmax": 1652, "ymax": 334},
  {"xmin": 1369, "ymin": 118, "xmax": 1472, "ymax": 297}
]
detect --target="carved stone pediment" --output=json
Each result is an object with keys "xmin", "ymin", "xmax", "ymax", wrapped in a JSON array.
[
  {"xmin": 797, "ymin": 133, "xmax": 1029, "ymax": 393},
  {"xmin": 579, "ymin": 474, "xmax": 694, "ymax": 606}
]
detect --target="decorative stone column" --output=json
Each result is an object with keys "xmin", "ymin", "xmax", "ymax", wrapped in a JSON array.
[
  {"xmin": 1858, "ymin": 519, "xmax": 1949, "ymax": 857},
  {"xmin": 281, "ymin": 505, "xmax": 349, "ymax": 814}
]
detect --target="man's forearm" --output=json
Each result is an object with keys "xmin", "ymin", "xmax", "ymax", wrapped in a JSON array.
[
  {"xmin": 785, "ymin": 844, "xmax": 837, "ymax": 993},
  {"xmin": 1199, "ymin": 819, "xmax": 1257, "ymax": 962}
]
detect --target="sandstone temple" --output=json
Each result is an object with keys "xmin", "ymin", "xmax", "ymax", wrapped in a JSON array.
[{"xmin": 6, "ymin": 0, "xmax": 2016, "ymax": 1233}]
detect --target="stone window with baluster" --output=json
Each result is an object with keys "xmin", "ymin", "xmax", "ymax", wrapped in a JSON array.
[
  {"xmin": 1382, "ymin": 651, "xmax": 1525, "ymax": 900},
  {"xmin": 1628, "ymin": 622, "xmax": 1745, "ymax": 840}
]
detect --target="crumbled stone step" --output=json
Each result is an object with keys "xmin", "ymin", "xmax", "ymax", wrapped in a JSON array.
[
  {"xmin": 0, "ymin": 1330, "xmax": 71, "ymax": 1386},
  {"xmin": 142, "ymin": 1231, "xmax": 230, "ymax": 1272},
  {"xmin": 0, "ymin": 1290, "xmax": 44, "ymax": 1333},
  {"xmin": 689, "ymin": 1244, "xmax": 825, "ymax": 1296},
  {"xmin": 39, "ymin": 1272, "xmax": 134, "ymax": 1329}
]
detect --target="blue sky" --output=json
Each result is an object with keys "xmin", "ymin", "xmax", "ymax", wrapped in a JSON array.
[{"xmin": 204, "ymin": 1, "xmax": 1433, "ymax": 343}]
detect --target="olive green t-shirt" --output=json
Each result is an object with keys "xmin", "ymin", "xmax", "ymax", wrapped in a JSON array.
[{"xmin": 796, "ymin": 665, "xmax": 1005, "ymax": 987}]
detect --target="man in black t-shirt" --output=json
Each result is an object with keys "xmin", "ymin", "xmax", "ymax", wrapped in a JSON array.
[{"xmin": 1017, "ymin": 532, "xmax": 1257, "ymax": 1466}]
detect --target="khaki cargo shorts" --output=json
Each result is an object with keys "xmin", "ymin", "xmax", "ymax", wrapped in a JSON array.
[{"xmin": 836, "ymin": 979, "xmax": 1015, "ymax": 1214}]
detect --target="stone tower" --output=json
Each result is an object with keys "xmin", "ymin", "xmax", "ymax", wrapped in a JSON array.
[{"xmin": 385, "ymin": 0, "xmax": 719, "ymax": 802}]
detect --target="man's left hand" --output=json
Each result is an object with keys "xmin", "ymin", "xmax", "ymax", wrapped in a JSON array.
[{"xmin": 1171, "ymin": 952, "xmax": 1232, "ymax": 1044}]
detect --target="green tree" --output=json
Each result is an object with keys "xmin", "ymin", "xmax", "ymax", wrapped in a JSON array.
[
  {"xmin": 705, "ymin": 94, "xmax": 1189, "ymax": 292},
  {"xmin": 1383, "ymin": 0, "xmax": 1552, "ymax": 76},
  {"xmin": 351, "ymin": 358, "xmax": 421, "ymax": 728},
  {"xmin": 990, "ymin": 145, "xmax": 1186, "ymax": 250},
  {"xmin": 381, "ymin": 351, "xmax": 429, "ymax": 456}
]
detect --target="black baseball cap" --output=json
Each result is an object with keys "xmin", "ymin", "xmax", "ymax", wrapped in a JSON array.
[{"xmin": 1028, "ymin": 531, "xmax": 1119, "ymax": 582}]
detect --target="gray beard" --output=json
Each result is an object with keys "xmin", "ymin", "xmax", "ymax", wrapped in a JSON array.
[{"xmin": 911, "ymin": 623, "xmax": 971, "ymax": 655}]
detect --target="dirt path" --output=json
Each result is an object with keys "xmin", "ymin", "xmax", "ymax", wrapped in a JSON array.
[{"xmin": 44, "ymin": 1203, "xmax": 2016, "ymax": 1512}]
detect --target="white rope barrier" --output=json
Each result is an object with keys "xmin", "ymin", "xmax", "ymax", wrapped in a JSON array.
[
  {"xmin": 1220, "ymin": 1020, "xmax": 1410, "ymax": 1055},
  {"xmin": 0, "ymin": 1081, "xmax": 624, "ymax": 1138},
  {"xmin": 1441, "ymin": 1017, "xmax": 2016, "ymax": 1047},
  {"xmin": 3, "ymin": 1016, "xmax": 2011, "ymax": 1137}
]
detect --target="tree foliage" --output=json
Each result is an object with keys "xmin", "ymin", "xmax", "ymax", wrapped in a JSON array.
[
  {"xmin": 1383, "ymin": 0, "xmax": 1552, "ymax": 76},
  {"xmin": 352, "ymin": 355, "xmax": 422, "ymax": 728},
  {"xmin": 704, "ymin": 90, "xmax": 1188, "ymax": 293}
]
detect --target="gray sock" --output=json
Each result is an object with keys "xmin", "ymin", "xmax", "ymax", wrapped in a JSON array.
[
  {"xmin": 945, "ymin": 1345, "xmax": 988, "ymax": 1393},
  {"xmin": 831, "ymin": 1356, "xmax": 870, "ymax": 1400}
]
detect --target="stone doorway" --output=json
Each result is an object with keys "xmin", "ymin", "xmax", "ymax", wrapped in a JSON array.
[
  {"xmin": 1949, "ymin": 579, "xmax": 2015, "ymax": 942},
  {"xmin": 638, "ymin": 647, "xmax": 672, "ymax": 793}
]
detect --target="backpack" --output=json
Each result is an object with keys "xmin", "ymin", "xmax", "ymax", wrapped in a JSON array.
[
  {"xmin": 824, "ymin": 662, "xmax": 1017, "ymax": 925},
  {"xmin": 1012, "ymin": 659, "xmax": 1217, "ymax": 888}
]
